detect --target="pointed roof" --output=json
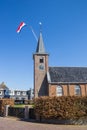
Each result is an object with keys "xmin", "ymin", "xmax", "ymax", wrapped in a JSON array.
[
  {"xmin": 0, "ymin": 82, "xmax": 9, "ymax": 90},
  {"xmin": 36, "ymin": 32, "xmax": 46, "ymax": 54}
]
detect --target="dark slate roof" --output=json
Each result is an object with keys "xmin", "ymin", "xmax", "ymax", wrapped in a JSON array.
[
  {"xmin": 49, "ymin": 67, "xmax": 87, "ymax": 83},
  {"xmin": 36, "ymin": 32, "xmax": 46, "ymax": 54}
]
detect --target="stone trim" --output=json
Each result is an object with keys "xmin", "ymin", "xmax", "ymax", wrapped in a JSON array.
[{"xmin": 47, "ymin": 71, "xmax": 51, "ymax": 83}]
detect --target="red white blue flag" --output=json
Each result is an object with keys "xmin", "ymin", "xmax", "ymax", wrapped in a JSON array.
[{"xmin": 16, "ymin": 22, "xmax": 26, "ymax": 33}]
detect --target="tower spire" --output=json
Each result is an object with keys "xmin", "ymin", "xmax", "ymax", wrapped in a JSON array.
[{"xmin": 36, "ymin": 32, "xmax": 46, "ymax": 54}]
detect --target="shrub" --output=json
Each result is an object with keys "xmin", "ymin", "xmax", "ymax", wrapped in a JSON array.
[
  {"xmin": 34, "ymin": 96, "xmax": 87, "ymax": 119},
  {"xmin": 0, "ymin": 99, "xmax": 14, "ymax": 116}
]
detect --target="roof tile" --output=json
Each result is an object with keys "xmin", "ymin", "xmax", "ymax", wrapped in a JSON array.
[{"xmin": 49, "ymin": 67, "xmax": 87, "ymax": 83}]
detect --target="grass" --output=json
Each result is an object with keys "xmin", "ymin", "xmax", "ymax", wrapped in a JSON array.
[{"xmin": 13, "ymin": 104, "xmax": 33, "ymax": 108}]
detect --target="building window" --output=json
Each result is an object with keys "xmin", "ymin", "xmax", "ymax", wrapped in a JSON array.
[
  {"xmin": 0, "ymin": 91, "xmax": 2, "ymax": 95},
  {"xmin": 16, "ymin": 97, "xmax": 19, "ymax": 100},
  {"xmin": 75, "ymin": 85, "xmax": 81, "ymax": 96},
  {"xmin": 5, "ymin": 89, "xmax": 9, "ymax": 95},
  {"xmin": 22, "ymin": 92, "xmax": 26, "ymax": 96},
  {"xmin": 40, "ymin": 58, "xmax": 44, "ymax": 63},
  {"xmin": 17, "ymin": 91, "xmax": 20, "ymax": 95},
  {"xmin": 56, "ymin": 86, "xmax": 63, "ymax": 96},
  {"xmin": 9, "ymin": 90, "xmax": 14, "ymax": 95}
]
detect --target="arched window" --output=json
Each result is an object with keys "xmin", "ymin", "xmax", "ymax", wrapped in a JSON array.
[
  {"xmin": 56, "ymin": 86, "xmax": 63, "ymax": 96},
  {"xmin": 75, "ymin": 85, "xmax": 81, "ymax": 96}
]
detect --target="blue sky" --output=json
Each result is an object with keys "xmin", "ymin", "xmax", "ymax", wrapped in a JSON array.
[{"xmin": 0, "ymin": 0, "xmax": 87, "ymax": 90}]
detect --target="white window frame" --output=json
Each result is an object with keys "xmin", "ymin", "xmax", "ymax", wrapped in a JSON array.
[
  {"xmin": 9, "ymin": 90, "xmax": 14, "ymax": 95},
  {"xmin": 56, "ymin": 86, "xmax": 63, "ymax": 96},
  {"xmin": 22, "ymin": 91, "xmax": 26, "ymax": 96},
  {"xmin": 17, "ymin": 91, "xmax": 20, "ymax": 95},
  {"xmin": 75, "ymin": 85, "xmax": 81, "ymax": 96}
]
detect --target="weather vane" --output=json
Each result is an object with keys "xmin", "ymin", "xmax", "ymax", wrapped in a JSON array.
[{"xmin": 39, "ymin": 22, "xmax": 42, "ymax": 33}]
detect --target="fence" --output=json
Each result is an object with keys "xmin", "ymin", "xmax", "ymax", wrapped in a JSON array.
[
  {"xmin": 8, "ymin": 107, "xmax": 25, "ymax": 118},
  {"xmin": 3, "ymin": 105, "xmax": 36, "ymax": 120},
  {"xmin": 29, "ymin": 108, "xmax": 36, "ymax": 119}
]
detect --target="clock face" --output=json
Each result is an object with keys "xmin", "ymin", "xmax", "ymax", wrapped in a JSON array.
[{"xmin": 39, "ymin": 64, "xmax": 44, "ymax": 70}]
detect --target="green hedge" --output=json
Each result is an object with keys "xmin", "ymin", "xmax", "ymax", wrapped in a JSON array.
[{"xmin": 34, "ymin": 96, "xmax": 87, "ymax": 119}]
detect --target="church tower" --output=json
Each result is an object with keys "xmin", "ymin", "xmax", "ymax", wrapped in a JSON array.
[{"xmin": 33, "ymin": 32, "xmax": 49, "ymax": 98}]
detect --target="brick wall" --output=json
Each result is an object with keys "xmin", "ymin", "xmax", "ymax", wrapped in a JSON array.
[
  {"xmin": 48, "ymin": 84, "xmax": 56, "ymax": 96},
  {"xmin": 48, "ymin": 84, "xmax": 87, "ymax": 97},
  {"xmin": 34, "ymin": 54, "xmax": 49, "ymax": 98}
]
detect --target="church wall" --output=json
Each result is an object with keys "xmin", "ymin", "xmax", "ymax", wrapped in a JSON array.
[
  {"xmin": 69, "ymin": 85, "xmax": 75, "ymax": 96},
  {"xmin": 80, "ymin": 84, "xmax": 86, "ymax": 96},
  {"xmin": 48, "ymin": 84, "xmax": 87, "ymax": 97},
  {"xmin": 62, "ymin": 85, "xmax": 68, "ymax": 96},
  {"xmin": 48, "ymin": 84, "xmax": 57, "ymax": 96},
  {"xmin": 86, "ymin": 84, "xmax": 87, "ymax": 96}
]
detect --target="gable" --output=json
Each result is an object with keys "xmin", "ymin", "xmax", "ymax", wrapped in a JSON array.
[{"xmin": 0, "ymin": 82, "xmax": 9, "ymax": 90}]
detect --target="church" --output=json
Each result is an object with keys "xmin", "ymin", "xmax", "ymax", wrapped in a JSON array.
[{"xmin": 33, "ymin": 32, "xmax": 87, "ymax": 98}]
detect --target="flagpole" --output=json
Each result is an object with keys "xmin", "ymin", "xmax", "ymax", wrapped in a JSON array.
[{"xmin": 30, "ymin": 26, "xmax": 38, "ymax": 42}]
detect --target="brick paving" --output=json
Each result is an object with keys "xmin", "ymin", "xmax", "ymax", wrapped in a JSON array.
[{"xmin": 0, "ymin": 117, "xmax": 87, "ymax": 130}]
